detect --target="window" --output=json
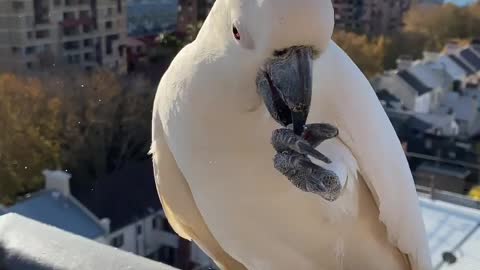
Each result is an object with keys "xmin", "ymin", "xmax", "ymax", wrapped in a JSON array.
[
  {"xmin": 105, "ymin": 21, "xmax": 113, "ymax": 29},
  {"xmin": 26, "ymin": 62, "xmax": 33, "ymax": 69},
  {"xmin": 63, "ymin": 12, "xmax": 75, "ymax": 20},
  {"xmin": 73, "ymin": 54, "xmax": 81, "ymax": 64},
  {"xmin": 425, "ymin": 139, "xmax": 432, "ymax": 149},
  {"xmin": 65, "ymin": 0, "xmax": 77, "ymax": 6},
  {"xmin": 157, "ymin": 246, "xmax": 176, "ymax": 265},
  {"xmin": 36, "ymin": 30, "xmax": 50, "ymax": 39},
  {"xmin": 110, "ymin": 234, "xmax": 124, "ymax": 247},
  {"xmin": 54, "ymin": 0, "xmax": 61, "ymax": 6},
  {"xmin": 116, "ymin": 0, "xmax": 122, "ymax": 13},
  {"xmin": 25, "ymin": 46, "xmax": 36, "ymax": 55},
  {"xmin": 11, "ymin": 47, "xmax": 20, "ymax": 54},
  {"xmin": 79, "ymin": 10, "xmax": 89, "ymax": 18},
  {"xmin": 105, "ymin": 34, "xmax": 119, "ymax": 55},
  {"xmin": 63, "ymin": 26, "xmax": 79, "ymax": 36},
  {"xmin": 152, "ymin": 217, "xmax": 157, "ymax": 229},
  {"xmin": 118, "ymin": 46, "xmax": 124, "ymax": 57},
  {"xmin": 63, "ymin": 41, "xmax": 80, "ymax": 50},
  {"xmin": 162, "ymin": 218, "xmax": 175, "ymax": 234},
  {"xmin": 83, "ymin": 39, "xmax": 93, "ymax": 47},
  {"xmin": 136, "ymin": 224, "xmax": 142, "ymax": 235},
  {"xmin": 42, "ymin": 44, "xmax": 51, "ymax": 52},
  {"xmin": 12, "ymin": 1, "xmax": 25, "ymax": 11},
  {"xmin": 84, "ymin": 52, "xmax": 93, "ymax": 61},
  {"xmin": 83, "ymin": 24, "xmax": 92, "ymax": 33}
]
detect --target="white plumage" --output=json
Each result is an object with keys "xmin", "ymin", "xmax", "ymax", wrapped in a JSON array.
[{"xmin": 150, "ymin": 1, "xmax": 432, "ymax": 269}]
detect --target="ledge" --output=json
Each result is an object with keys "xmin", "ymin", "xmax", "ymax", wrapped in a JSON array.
[{"xmin": 0, "ymin": 213, "xmax": 178, "ymax": 270}]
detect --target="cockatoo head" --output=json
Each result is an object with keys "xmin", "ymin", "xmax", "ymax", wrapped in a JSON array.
[{"xmin": 220, "ymin": 0, "xmax": 334, "ymax": 134}]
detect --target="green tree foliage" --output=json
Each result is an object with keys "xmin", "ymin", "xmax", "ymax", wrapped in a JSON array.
[
  {"xmin": 333, "ymin": 31, "xmax": 389, "ymax": 78},
  {"xmin": 0, "ymin": 73, "xmax": 62, "ymax": 205},
  {"xmin": 333, "ymin": 2, "xmax": 480, "ymax": 73},
  {"xmin": 403, "ymin": 3, "xmax": 480, "ymax": 51},
  {"xmin": 40, "ymin": 69, "xmax": 155, "ymax": 185},
  {"xmin": 156, "ymin": 22, "xmax": 204, "ymax": 51},
  {"xmin": 0, "ymin": 69, "xmax": 155, "ymax": 204}
]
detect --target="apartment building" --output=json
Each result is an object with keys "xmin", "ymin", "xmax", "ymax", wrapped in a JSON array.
[
  {"xmin": 0, "ymin": 0, "xmax": 127, "ymax": 73},
  {"xmin": 333, "ymin": 0, "xmax": 411, "ymax": 36},
  {"xmin": 177, "ymin": 0, "xmax": 214, "ymax": 33}
]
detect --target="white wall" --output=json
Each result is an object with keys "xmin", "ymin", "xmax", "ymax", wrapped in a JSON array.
[
  {"xmin": 373, "ymin": 74, "xmax": 418, "ymax": 110},
  {"xmin": 414, "ymin": 93, "xmax": 431, "ymax": 113},
  {"xmin": 106, "ymin": 210, "xmax": 212, "ymax": 267}
]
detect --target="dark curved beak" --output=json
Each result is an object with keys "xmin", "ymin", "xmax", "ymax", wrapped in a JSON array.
[{"xmin": 257, "ymin": 46, "xmax": 313, "ymax": 135}]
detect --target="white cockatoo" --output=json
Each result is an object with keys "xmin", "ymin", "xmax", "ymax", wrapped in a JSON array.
[{"xmin": 150, "ymin": 0, "xmax": 432, "ymax": 269}]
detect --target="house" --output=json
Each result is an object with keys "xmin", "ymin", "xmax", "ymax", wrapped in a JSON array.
[
  {"xmin": 372, "ymin": 69, "xmax": 434, "ymax": 113},
  {"xmin": 448, "ymin": 54, "xmax": 476, "ymax": 78},
  {"xmin": 435, "ymin": 89, "xmax": 480, "ymax": 137},
  {"xmin": 3, "ymin": 170, "xmax": 109, "ymax": 243},
  {"xmin": 386, "ymin": 109, "xmax": 459, "ymax": 137},
  {"xmin": 408, "ymin": 57, "xmax": 451, "ymax": 109},
  {"xmin": 458, "ymin": 47, "xmax": 480, "ymax": 75},
  {"xmin": 75, "ymin": 160, "xmax": 214, "ymax": 269},
  {"xmin": 435, "ymin": 54, "xmax": 471, "ymax": 83},
  {"xmin": 376, "ymin": 89, "xmax": 403, "ymax": 109}
]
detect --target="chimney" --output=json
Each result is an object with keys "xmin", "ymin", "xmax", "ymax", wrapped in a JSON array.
[
  {"xmin": 444, "ymin": 41, "xmax": 460, "ymax": 54},
  {"xmin": 396, "ymin": 55, "xmax": 413, "ymax": 70},
  {"xmin": 423, "ymin": 51, "xmax": 439, "ymax": 62},
  {"xmin": 452, "ymin": 80, "xmax": 462, "ymax": 92},
  {"xmin": 43, "ymin": 170, "xmax": 71, "ymax": 196},
  {"xmin": 100, "ymin": 218, "xmax": 111, "ymax": 233}
]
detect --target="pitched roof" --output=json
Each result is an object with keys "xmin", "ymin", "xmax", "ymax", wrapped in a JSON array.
[
  {"xmin": 420, "ymin": 196, "xmax": 480, "ymax": 269},
  {"xmin": 386, "ymin": 110, "xmax": 433, "ymax": 138},
  {"xmin": 397, "ymin": 70, "xmax": 432, "ymax": 95},
  {"xmin": 448, "ymin": 54, "xmax": 475, "ymax": 75},
  {"xmin": 438, "ymin": 55, "xmax": 469, "ymax": 80},
  {"xmin": 376, "ymin": 89, "xmax": 400, "ymax": 103},
  {"xmin": 407, "ymin": 115, "xmax": 434, "ymax": 132},
  {"xmin": 459, "ymin": 48, "xmax": 480, "ymax": 70},
  {"xmin": 410, "ymin": 62, "xmax": 449, "ymax": 89},
  {"xmin": 472, "ymin": 45, "xmax": 480, "ymax": 55},
  {"xmin": 8, "ymin": 190, "xmax": 106, "ymax": 239},
  {"xmin": 76, "ymin": 161, "xmax": 161, "ymax": 231}
]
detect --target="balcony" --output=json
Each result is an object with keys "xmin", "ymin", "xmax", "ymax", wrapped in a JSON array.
[
  {"xmin": 0, "ymin": 214, "xmax": 179, "ymax": 270},
  {"xmin": 59, "ymin": 17, "xmax": 95, "ymax": 28}
]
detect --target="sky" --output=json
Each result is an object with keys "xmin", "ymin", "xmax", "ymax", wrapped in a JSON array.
[{"xmin": 444, "ymin": 0, "xmax": 477, "ymax": 6}]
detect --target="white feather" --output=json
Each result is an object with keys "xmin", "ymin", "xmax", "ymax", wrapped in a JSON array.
[{"xmin": 151, "ymin": 1, "xmax": 432, "ymax": 269}]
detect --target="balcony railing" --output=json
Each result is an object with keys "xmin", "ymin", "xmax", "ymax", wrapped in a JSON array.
[{"xmin": 0, "ymin": 214, "xmax": 179, "ymax": 270}]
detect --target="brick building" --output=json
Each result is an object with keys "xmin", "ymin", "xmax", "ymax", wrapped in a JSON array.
[{"xmin": 0, "ymin": 0, "xmax": 128, "ymax": 73}]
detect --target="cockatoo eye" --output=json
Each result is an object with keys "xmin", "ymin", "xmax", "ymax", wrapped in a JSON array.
[{"xmin": 233, "ymin": 26, "xmax": 241, "ymax": 40}]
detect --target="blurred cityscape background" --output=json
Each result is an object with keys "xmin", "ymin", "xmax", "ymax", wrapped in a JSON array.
[{"xmin": 0, "ymin": 0, "xmax": 480, "ymax": 269}]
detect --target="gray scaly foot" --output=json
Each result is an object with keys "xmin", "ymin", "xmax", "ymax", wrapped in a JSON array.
[{"xmin": 271, "ymin": 124, "xmax": 342, "ymax": 201}]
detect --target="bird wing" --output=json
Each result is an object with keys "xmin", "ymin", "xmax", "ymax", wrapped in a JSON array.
[
  {"xmin": 313, "ymin": 41, "xmax": 432, "ymax": 270},
  {"xmin": 150, "ymin": 102, "xmax": 246, "ymax": 270}
]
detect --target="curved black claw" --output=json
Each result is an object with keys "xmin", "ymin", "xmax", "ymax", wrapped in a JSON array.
[
  {"xmin": 271, "ymin": 123, "xmax": 341, "ymax": 201},
  {"xmin": 271, "ymin": 128, "xmax": 331, "ymax": 164},
  {"xmin": 302, "ymin": 123, "xmax": 339, "ymax": 148}
]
